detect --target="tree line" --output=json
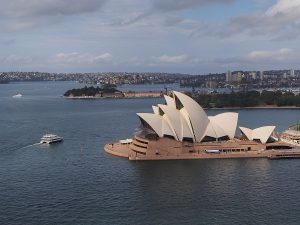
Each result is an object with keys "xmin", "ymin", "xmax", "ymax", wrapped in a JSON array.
[
  {"xmin": 193, "ymin": 90, "xmax": 300, "ymax": 108},
  {"xmin": 64, "ymin": 84, "xmax": 119, "ymax": 97}
]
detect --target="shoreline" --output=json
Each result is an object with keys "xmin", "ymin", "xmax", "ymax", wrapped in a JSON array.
[
  {"xmin": 64, "ymin": 96, "xmax": 163, "ymax": 99},
  {"xmin": 104, "ymin": 143, "xmax": 300, "ymax": 161},
  {"xmin": 64, "ymin": 96, "xmax": 300, "ymax": 108},
  {"xmin": 204, "ymin": 105, "xmax": 300, "ymax": 109}
]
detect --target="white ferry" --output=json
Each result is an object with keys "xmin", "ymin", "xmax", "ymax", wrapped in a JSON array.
[
  {"xmin": 12, "ymin": 93, "xmax": 22, "ymax": 98},
  {"xmin": 40, "ymin": 134, "xmax": 63, "ymax": 144},
  {"xmin": 281, "ymin": 124, "xmax": 300, "ymax": 147}
]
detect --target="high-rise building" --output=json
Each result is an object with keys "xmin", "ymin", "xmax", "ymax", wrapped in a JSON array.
[
  {"xmin": 229, "ymin": 72, "xmax": 242, "ymax": 82},
  {"xmin": 260, "ymin": 71, "xmax": 264, "ymax": 80},
  {"xmin": 249, "ymin": 71, "xmax": 257, "ymax": 79},
  {"xmin": 226, "ymin": 70, "xmax": 232, "ymax": 82}
]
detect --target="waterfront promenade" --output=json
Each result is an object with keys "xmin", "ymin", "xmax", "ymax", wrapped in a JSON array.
[{"xmin": 104, "ymin": 142, "xmax": 300, "ymax": 161}]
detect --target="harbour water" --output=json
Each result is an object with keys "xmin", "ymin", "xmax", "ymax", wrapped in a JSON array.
[{"xmin": 1, "ymin": 82, "xmax": 300, "ymax": 225}]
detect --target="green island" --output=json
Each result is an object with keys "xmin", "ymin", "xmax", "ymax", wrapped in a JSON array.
[
  {"xmin": 64, "ymin": 84, "xmax": 163, "ymax": 99},
  {"xmin": 64, "ymin": 84, "xmax": 120, "ymax": 97},
  {"xmin": 193, "ymin": 90, "xmax": 300, "ymax": 108}
]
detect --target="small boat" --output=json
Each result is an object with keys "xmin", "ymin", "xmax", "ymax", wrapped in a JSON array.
[
  {"xmin": 40, "ymin": 134, "xmax": 63, "ymax": 144},
  {"xmin": 12, "ymin": 93, "xmax": 22, "ymax": 98}
]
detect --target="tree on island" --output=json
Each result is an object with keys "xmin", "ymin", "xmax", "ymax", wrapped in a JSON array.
[{"xmin": 64, "ymin": 84, "xmax": 119, "ymax": 97}]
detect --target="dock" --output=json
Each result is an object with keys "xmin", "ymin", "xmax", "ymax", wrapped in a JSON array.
[{"xmin": 268, "ymin": 151, "xmax": 300, "ymax": 159}]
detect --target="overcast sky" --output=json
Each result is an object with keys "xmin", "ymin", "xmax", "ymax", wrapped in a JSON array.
[{"xmin": 0, "ymin": 0, "xmax": 300, "ymax": 73}]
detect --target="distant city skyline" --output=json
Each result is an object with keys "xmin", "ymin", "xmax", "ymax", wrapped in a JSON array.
[{"xmin": 1, "ymin": 0, "xmax": 300, "ymax": 73}]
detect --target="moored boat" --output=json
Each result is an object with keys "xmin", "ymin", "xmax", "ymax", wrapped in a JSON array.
[{"xmin": 281, "ymin": 124, "xmax": 300, "ymax": 146}]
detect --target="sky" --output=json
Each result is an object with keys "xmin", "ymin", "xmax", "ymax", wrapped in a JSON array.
[{"xmin": 0, "ymin": 0, "xmax": 300, "ymax": 74}]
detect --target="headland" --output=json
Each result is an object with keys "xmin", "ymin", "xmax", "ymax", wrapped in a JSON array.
[{"xmin": 105, "ymin": 91, "xmax": 300, "ymax": 160}]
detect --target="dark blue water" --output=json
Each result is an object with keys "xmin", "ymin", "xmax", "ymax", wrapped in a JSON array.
[{"xmin": 1, "ymin": 82, "xmax": 300, "ymax": 225}]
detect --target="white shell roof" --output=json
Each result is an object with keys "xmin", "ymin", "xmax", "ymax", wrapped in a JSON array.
[
  {"xmin": 173, "ymin": 91, "xmax": 209, "ymax": 142},
  {"xmin": 137, "ymin": 113, "xmax": 163, "ymax": 137},
  {"xmin": 164, "ymin": 95, "xmax": 176, "ymax": 108},
  {"xmin": 152, "ymin": 106, "xmax": 159, "ymax": 115},
  {"xmin": 240, "ymin": 126, "xmax": 276, "ymax": 144},
  {"xmin": 137, "ymin": 91, "xmax": 240, "ymax": 143},
  {"xmin": 208, "ymin": 112, "xmax": 238, "ymax": 139},
  {"xmin": 158, "ymin": 104, "xmax": 194, "ymax": 141},
  {"xmin": 158, "ymin": 104, "xmax": 181, "ymax": 140},
  {"xmin": 205, "ymin": 118, "xmax": 227, "ymax": 138}
]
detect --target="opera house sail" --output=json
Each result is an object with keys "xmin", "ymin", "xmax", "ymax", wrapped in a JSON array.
[{"xmin": 105, "ymin": 91, "xmax": 299, "ymax": 160}]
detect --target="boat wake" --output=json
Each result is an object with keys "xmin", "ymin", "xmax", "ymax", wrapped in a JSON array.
[{"xmin": 18, "ymin": 142, "xmax": 41, "ymax": 150}]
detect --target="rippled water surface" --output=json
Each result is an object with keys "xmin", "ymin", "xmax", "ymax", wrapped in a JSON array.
[{"xmin": 1, "ymin": 82, "xmax": 300, "ymax": 225}]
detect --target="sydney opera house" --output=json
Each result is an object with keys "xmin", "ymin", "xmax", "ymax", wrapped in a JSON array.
[{"xmin": 105, "ymin": 91, "xmax": 298, "ymax": 160}]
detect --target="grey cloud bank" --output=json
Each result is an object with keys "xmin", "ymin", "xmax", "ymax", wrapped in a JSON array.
[
  {"xmin": 0, "ymin": 0, "xmax": 299, "ymax": 73},
  {"xmin": 0, "ymin": 0, "xmax": 108, "ymax": 30},
  {"xmin": 152, "ymin": 0, "xmax": 235, "ymax": 11}
]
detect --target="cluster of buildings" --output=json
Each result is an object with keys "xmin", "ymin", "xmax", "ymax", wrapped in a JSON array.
[
  {"xmin": 226, "ymin": 70, "xmax": 297, "ymax": 83},
  {"xmin": 180, "ymin": 69, "xmax": 300, "ymax": 90},
  {"xmin": 0, "ymin": 71, "xmax": 75, "ymax": 82},
  {"xmin": 85, "ymin": 72, "xmax": 186, "ymax": 85},
  {"xmin": 0, "ymin": 71, "xmax": 188, "ymax": 85},
  {"xmin": 2, "ymin": 69, "xmax": 300, "ymax": 91},
  {"xmin": 105, "ymin": 91, "xmax": 298, "ymax": 160}
]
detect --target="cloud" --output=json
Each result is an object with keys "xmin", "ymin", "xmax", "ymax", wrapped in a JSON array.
[
  {"xmin": 265, "ymin": 0, "xmax": 300, "ymax": 17},
  {"xmin": 0, "ymin": 0, "xmax": 108, "ymax": 17},
  {"xmin": 162, "ymin": 16, "xmax": 185, "ymax": 27},
  {"xmin": 112, "ymin": 0, "xmax": 236, "ymax": 27},
  {"xmin": 246, "ymin": 48, "xmax": 295, "ymax": 62},
  {"xmin": 0, "ymin": 0, "xmax": 108, "ymax": 31},
  {"xmin": 152, "ymin": 0, "xmax": 235, "ymax": 11},
  {"xmin": 1, "ymin": 48, "xmax": 299, "ymax": 73},
  {"xmin": 0, "ymin": 52, "xmax": 114, "ymax": 71},
  {"xmin": 156, "ymin": 54, "xmax": 189, "ymax": 64},
  {"xmin": 0, "ymin": 55, "xmax": 34, "ymax": 64},
  {"xmin": 214, "ymin": 48, "xmax": 299, "ymax": 70},
  {"xmin": 0, "ymin": 39, "xmax": 16, "ymax": 45},
  {"xmin": 208, "ymin": 0, "xmax": 300, "ymax": 40},
  {"xmin": 54, "ymin": 52, "xmax": 113, "ymax": 65},
  {"xmin": 0, "ymin": 54, "xmax": 48, "ymax": 70}
]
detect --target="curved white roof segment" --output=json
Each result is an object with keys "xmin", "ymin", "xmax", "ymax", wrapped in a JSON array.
[
  {"xmin": 158, "ymin": 104, "xmax": 194, "ymax": 141},
  {"xmin": 137, "ymin": 113, "xmax": 174, "ymax": 138},
  {"xmin": 162, "ymin": 116, "xmax": 174, "ymax": 137},
  {"xmin": 158, "ymin": 104, "xmax": 181, "ymax": 140},
  {"xmin": 152, "ymin": 106, "xmax": 159, "ymax": 115},
  {"xmin": 137, "ymin": 113, "xmax": 163, "ymax": 137},
  {"xmin": 240, "ymin": 126, "xmax": 276, "ymax": 144},
  {"xmin": 161, "ymin": 115, "xmax": 178, "ymax": 140},
  {"xmin": 209, "ymin": 112, "xmax": 238, "ymax": 139},
  {"xmin": 173, "ymin": 91, "xmax": 209, "ymax": 142},
  {"xmin": 205, "ymin": 118, "xmax": 227, "ymax": 139},
  {"xmin": 179, "ymin": 112, "xmax": 195, "ymax": 141},
  {"xmin": 254, "ymin": 126, "xmax": 276, "ymax": 144},
  {"xmin": 164, "ymin": 95, "xmax": 176, "ymax": 108},
  {"xmin": 239, "ymin": 127, "xmax": 253, "ymax": 140},
  {"xmin": 180, "ymin": 107, "xmax": 196, "ymax": 142}
]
